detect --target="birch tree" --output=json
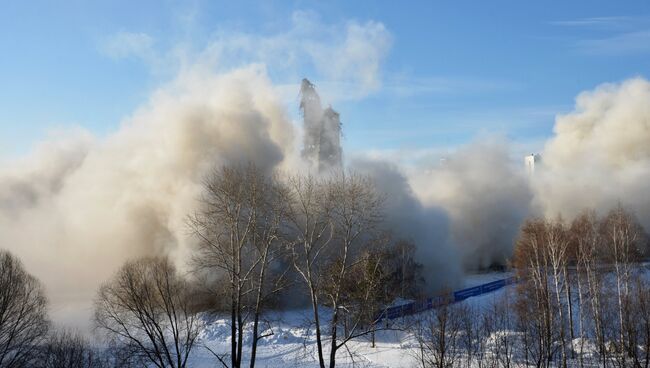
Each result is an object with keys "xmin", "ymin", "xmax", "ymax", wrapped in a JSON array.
[
  {"xmin": 570, "ymin": 210, "xmax": 605, "ymax": 366},
  {"xmin": 189, "ymin": 164, "xmax": 288, "ymax": 368},
  {"xmin": 513, "ymin": 219, "xmax": 554, "ymax": 367},
  {"xmin": 601, "ymin": 205, "xmax": 644, "ymax": 364},
  {"xmin": 284, "ymin": 172, "xmax": 384, "ymax": 368}
]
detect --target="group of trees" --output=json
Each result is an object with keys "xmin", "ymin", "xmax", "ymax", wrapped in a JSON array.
[
  {"xmin": 412, "ymin": 294, "xmax": 518, "ymax": 368},
  {"xmin": 512, "ymin": 206, "xmax": 649, "ymax": 368},
  {"xmin": 0, "ymin": 164, "xmax": 421, "ymax": 368},
  {"xmin": 1, "ymin": 247, "xmax": 202, "ymax": 368},
  {"xmin": 185, "ymin": 165, "xmax": 421, "ymax": 368},
  {"xmin": 0, "ymin": 250, "xmax": 114, "ymax": 368},
  {"xmin": 11, "ymin": 163, "xmax": 650, "ymax": 368},
  {"xmin": 413, "ymin": 206, "xmax": 650, "ymax": 368}
]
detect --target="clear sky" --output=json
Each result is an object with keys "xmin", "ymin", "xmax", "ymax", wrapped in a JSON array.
[{"xmin": 2, "ymin": 0, "xmax": 650, "ymax": 161}]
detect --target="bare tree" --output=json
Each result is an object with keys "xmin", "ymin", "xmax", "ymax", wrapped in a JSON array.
[
  {"xmin": 513, "ymin": 218, "xmax": 554, "ymax": 367},
  {"xmin": 601, "ymin": 205, "xmax": 644, "ymax": 364},
  {"xmin": 545, "ymin": 218, "xmax": 570, "ymax": 368},
  {"xmin": 36, "ymin": 329, "xmax": 106, "ymax": 368},
  {"xmin": 414, "ymin": 300, "xmax": 463, "ymax": 368},
  {"xmin": 514, "ymin": 293, "xmax": 535, "ymax": 368},
  {"xmin": 94, "ymin": 257, "xmax": 199, "ymax": 368},
  {"xmin": 569, "ymin": 212, "xmax": 589, "ymax": 367},
  {"xmin": 322, "ymin": 173, "xmax": 383, "ymax": 368},
  {"xmin": 632, "ymin": 277, "xmax": 650, "ymax": 368},
  {"xmin": 570, "ymin": 210, "xmax": 606, "ymax": 366},
  {"xmin": 189, "ymin": 164, "xmax": 288, "ymax": 368},
  {"xmin": 282, "ymin": 174, "xmax": 333, "ymax": 368},
  {"xmin": 283, "ymin": 172, "xmax": 384, "ymax": 368},
  {"xmin": 511, "ymin": 207, "xmax": 650, "ymax": 367},
  {"xmin": 384, "ymin": 239, "xmax": 424, "ymax": 300},
  {"xmin": 458, "ymin": 304, "xmax": 480, "ymax": 368},
  {"xmin": 491, "ymin": 292, "xmax": 517, "ymax": 368},
  {"xmin": 332, "ymin": 236, "xmax": 393, "ymax": 349},
  {"xmin": 0, "ymin": 250, "xmax": 49, "ymax": 368}
]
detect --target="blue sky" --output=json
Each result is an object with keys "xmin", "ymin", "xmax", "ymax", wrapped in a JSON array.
[{"xmin": 2, "ymin": 0, "xmax": 650, "ymax": 160}]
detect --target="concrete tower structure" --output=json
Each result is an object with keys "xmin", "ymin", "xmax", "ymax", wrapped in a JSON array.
[
  {"xmin": 525, "ymin": 153, "xmax": 541, "ymax": 175},
  {"xmin": 299, "ymin": 78, "xmax": 343, "ymax": 172}
]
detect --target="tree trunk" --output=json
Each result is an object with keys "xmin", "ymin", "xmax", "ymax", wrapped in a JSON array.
[
  {"xmin": 231, "ymin": 278, "xmax": 238, "ymax": 368},
  {"xmin": 576, "ymin": 262, "xmax": 585, "ymax": 368},
  {"xmin": 329, "ymin": 307, "xmax": 339, "ymax": 368},
  {"xmin": 309, "ymin": 281, "xmax": 326, "ymax": 368},
  {"xmin": 564, "ymin": 266, "xmax": 575, "ymax": 360},
  {"xmin": 250, "ymin": 241, "xmax": 271, "ymax": 368}
]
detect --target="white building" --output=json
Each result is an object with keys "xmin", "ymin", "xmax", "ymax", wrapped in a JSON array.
[{"xmin": 525, "ymin": 153, "xmax": 541, "ymax": 174}]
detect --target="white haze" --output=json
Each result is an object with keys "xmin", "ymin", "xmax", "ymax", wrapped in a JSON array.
[
  {"xmin": 0, "ymin": 65, "xmax": 295, "ymax": 327},
  {"xmin": 534, "ymin": 77, "xmax": 650, "ymax": 227},
  {"xmin": 351, "ymin": 159, "xmax": 463, "ymax": 289},
  {"xmin": 409, "ymin": 139, "xmax": 532, "ymax": 271},
  {"xmin": 3, "ymin": 36, "xmax": 650, "ymax": 327}
]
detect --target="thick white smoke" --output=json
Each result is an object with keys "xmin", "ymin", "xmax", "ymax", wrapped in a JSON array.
[
  {"xmin": 350, "ymin": 159, "xmax": 463, "ymax": 290},
  {"xmin": 402, "ymin": 78, "xmax": 650, "ymax": 273},
  {"xmin": 535, "ymin": 77, "xmax": 650, "ymax": 227},
  {"xmin": 0, "ymin": 65, "xmax": 294, "ymax": 327},
  {"xmin": 409, "ymin": 139, "xmax": 532, "ymax": 270},
  {"xmin": 350, "ymin": 77, "xmax": 650, "ymax": 277},
  {"xmin": 3, "ymin": 46, "xmax": 650, "ymax": 329}
]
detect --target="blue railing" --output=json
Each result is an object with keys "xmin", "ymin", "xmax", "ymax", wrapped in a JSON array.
[{"xmin": 376, "ymin": 276, "xmax": 518, "ymax": 321}]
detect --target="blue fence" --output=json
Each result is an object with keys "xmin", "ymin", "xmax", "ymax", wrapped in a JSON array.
[{"xmin": 376, "ymin": 276, "xmax": 518, "ymax": 321}]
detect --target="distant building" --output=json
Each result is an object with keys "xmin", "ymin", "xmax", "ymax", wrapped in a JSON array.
[{"xmin": 525, "ymin": 153, "xmax": 541, "ymax": 174}]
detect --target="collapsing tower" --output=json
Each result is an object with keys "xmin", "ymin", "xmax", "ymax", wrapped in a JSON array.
[
  {"xmin": 525, "ymin": 153, "xmax": 541, "ymax": 175},
  {"xmin": 299, "ymin": 79, "xmax": 343, "ymax": 172}
]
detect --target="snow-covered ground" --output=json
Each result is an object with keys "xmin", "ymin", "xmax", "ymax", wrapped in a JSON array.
[
  {"xmin": 189, "ymin": 272, "xmax": 514, "ymax": 368},
  {"xmin": 182, "ymin": 266, "xmax": 650, "ymax": 367},
  {"xmin": 190, "ymin": 310, "xmax": 418, "ymax": 367}
]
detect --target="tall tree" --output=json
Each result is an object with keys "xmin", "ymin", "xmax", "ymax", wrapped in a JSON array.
[
  {"xmin": 601, "ymin": 205, "xmax": 645, "ymax": 363},
  {"xmin": 94, "ymin": 257, "xmax": 199, "ymax": 368},
  {"xmin": 545, "ymin": 217, "xmax": 570, "ymax": 368},
  {"xmin": 189, "ymin": 164, "xmax": 288, "ymax": 368},
  {"xmin": 570, "ymin": 210, "xmax": 605, "ymax": 366},
  {"xmin": 513, "ymin": 218, "xmax": 554, "ymax": 367},
  {"xmin": 0, "ymin": 250, "xmax": 49, "ymax": 368},
  {"xmin": 284, "ymin": 172, "xmax": 384, "ymax": 368},
  {"xmin": 414, "ymin": 301, "xmax": 463, "ymax": 368}
]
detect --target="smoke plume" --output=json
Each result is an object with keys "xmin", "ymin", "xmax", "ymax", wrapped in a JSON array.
[
  {"xmin": 409, "ymin": 139, "xmax": 532, "ymax": 271},
  {"xmin": 535, "ymin": 77, "xmax": 650, "ymax": 227},
  {"xmin": 350, "ymin": 158, "xmax": 462, "ymax": 290},
  {"xmin": 3, "ymin": 53, "xmax": 650, "ymax": 327},
  {"xmin": 0, "ymin": 65, "xmax": 293, "ymax": 327}
]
